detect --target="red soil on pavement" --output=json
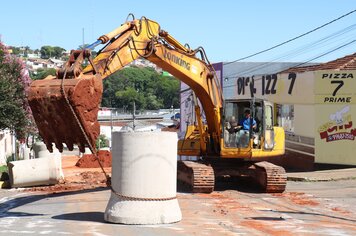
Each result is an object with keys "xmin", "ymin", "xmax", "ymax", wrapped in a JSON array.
[
  {"xmin": 27, "ymin": 155, "xmax": 111, "ymax": 194},
  {"xmin": 273, "ymin": 192, "xmax": 320, "ymax": 206}
]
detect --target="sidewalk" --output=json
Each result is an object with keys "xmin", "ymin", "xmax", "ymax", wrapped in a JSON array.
[{"xmin": 287, "ymin": 168, "xmax": 356, "ymax": 181}]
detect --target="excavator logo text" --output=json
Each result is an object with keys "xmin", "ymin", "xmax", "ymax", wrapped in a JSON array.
[{"xmin": 163, "ymin": 49, "xmax": 191, "ymax": 71}]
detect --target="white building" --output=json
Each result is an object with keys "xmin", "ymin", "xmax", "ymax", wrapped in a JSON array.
[
  {"xmin": 0, "ymin": 130, "xmax": 14, "ymax": 165},
  {"xmin": 26, "ymin": 58, "xmax": 64, "ymax": 71},
  {"xmin": 220, "ymin": 53, "xmax": 356, "ymax": 169}
]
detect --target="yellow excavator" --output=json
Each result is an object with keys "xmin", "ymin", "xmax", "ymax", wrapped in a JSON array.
[{"xmin": 28, "ymin": 15, "xmax": 286, "ymax": 193}]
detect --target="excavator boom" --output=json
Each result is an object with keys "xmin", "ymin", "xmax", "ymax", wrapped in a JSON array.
[
  {"xmin": 28, "ymin": 16, "xmax": 222, "ymax": 154},
  {"xmin": 28, "ymin": 15, "xmax": 286, "ymax": 194}
]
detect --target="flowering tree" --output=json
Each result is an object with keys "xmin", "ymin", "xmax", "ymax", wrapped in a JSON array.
[{"xmin": 0, "ymin": 42, "xmax": 35, "ymax": 140}]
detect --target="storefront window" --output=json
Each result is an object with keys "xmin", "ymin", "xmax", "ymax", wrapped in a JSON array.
[{"xmin": 276, "ymin": 104, "xmax": 294, "ymax": 133}]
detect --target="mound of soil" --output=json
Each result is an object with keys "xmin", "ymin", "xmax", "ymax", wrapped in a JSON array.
[{"xmin": 75, "ymin": 150, "xmax": 112, "ymax": 168}]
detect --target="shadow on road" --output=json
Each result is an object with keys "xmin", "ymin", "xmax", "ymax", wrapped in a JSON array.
[
  {"xmin": 52, "ymin": 212, "xmax": 105, "ymax": 223},
  {"xmin": 248, "ymin": 216, "xmax": 286, "ymax": 221},
  {"xmin": 0, "ymin": 187, "xmax": 108, "ymax": 218},
  {"xmin": 177, "ymin": 176, "xmax": 263, "ymax": 194},
  {"xmin": 260, "ymin": 209, "xmax": 356, "ymax": 223}
]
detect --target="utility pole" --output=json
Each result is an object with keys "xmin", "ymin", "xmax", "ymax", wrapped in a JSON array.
[
  {"xmin": 82, "ymin": 28, "xmax": 85, "ymax": 49},
  {"xmin": 133, "ymin": 101, "xmax": 136, "ymax": 131}
]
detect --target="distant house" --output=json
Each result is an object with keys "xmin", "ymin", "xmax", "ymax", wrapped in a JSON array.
[
  {"xmin": 27, "ymin": 53, "xmax": 40, "ymax": 59},
  {"xmin": 26, "ymin": 58, "xmax": 64, "ymax": 71},
  {"xmin": 48, "ymin": 58, "xmax": 65, "ymax": 68},
  {"xmin": 128, "ymin": 58, "xmax": 163, "ymax": 73},
  {"xmin": 26, "ymin": 58, "xmax": 47, "ymax": 70}
]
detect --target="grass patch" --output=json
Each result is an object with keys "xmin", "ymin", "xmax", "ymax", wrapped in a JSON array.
[{"xmin": 0, "ymin": 165, "xmax": 8, "ymax": 173}]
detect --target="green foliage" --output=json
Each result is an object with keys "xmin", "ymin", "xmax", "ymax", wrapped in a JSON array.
[
  {"xmin": 0, "ymin": 165, "xmax": 7, "ymax": 173},
  {"xmin": 96, "ymin": 134, "xmax": 109, "ymax": 150},
  {"xmin": 30, "ymin": 68, "xmax": 56, "ymax": 80},
  {"xmin": 11, "ymin": 47, "xmax": 22, "ymax": 55},
  {"xmin": 9, "ymin": 46, "xmax": 33, "ymax": 56},
  {"xmin": 40, "ymin": 45, "xmax": 65, "ymax": 59},
  {"xmin": 0, "ymin": 42, "xmax": 33, "ymax": 139},
  {"xmin": 102, "ymin": 66, "xmax": 179, "ymax": 110},
  {"xmin": 6, "ymin": 154, "xmax": 14, "ymax": 165}
]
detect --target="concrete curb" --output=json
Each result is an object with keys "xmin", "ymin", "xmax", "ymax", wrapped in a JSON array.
[
  {"xmin": 287, "ymin": 168, "xmax": 356, "ymax": 182},
  {"xmin": 287, "ymin": 176, "xmax": 356, "ymax": 182}
]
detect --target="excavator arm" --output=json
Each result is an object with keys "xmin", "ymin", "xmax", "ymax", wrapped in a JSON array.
[{"xmin": 28, "ymin": 16, "xmax": 222, "ymax": 154}]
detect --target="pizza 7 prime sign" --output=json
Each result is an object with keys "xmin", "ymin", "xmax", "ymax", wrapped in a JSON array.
[{"xmin": 315, "ymin": 70, "xmax": 356, "ymax": 104}]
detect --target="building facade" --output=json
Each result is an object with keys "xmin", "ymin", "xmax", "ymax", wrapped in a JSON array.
[{"xmin": 179, "ymin": 54, "xmax": 356, "ymax": 169}]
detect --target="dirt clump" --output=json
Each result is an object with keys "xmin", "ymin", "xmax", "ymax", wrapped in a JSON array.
[{"xmin": 75, "ymin": 150, "xmax": 112, "ymax": 168}]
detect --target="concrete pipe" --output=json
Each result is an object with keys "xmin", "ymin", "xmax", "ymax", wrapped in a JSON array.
[
  {"xmin": 105, "ymin": 131, "xmax": 182, "ymax": 224},
  {"xmin": 8, "ymin": 156, "xmax": 63, "ymax": 188},
  {"xmin": 33, "ymin": 142, "xmax": 60, "ymax": 159}
]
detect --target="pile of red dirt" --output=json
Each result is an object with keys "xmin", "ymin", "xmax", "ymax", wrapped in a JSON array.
[
  {"xmin": 75, "ymin": 150, "xmax": 112, "ymax": 168},
  {"xmin": 27, "ymin": 171, "xmax": 108, "ymax": 194}
]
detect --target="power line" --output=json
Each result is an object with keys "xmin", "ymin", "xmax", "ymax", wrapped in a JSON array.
[
  {"xmin": 224, "ymin": 9, "xmax": 356, "ymax": 65},
  {"xmin": 222, "ymin": 39, "xmax": 356, "ymax": 89},
  {"xmin": 287, "ymin": 39, "xmax": 356, "ymax": 69},
  {"xmin": 223, "ymin": 24, "xmax": 356, "ymax": 78}
]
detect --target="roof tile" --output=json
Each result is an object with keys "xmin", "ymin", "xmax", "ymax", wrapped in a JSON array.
[{"xmin": 281, "ymin": 52, "xmax": 356, "ymax": 73}]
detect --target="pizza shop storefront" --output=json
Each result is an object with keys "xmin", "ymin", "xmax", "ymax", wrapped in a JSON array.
[{"xmin": 231, "ymin": 68, "xmax": 356, "ymax": 170}]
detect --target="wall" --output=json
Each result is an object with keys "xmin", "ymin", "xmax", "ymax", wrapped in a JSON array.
[
  {"xmin": 181, "ymin": 60, "xmax": 356, "ymax": 166},
  {"xmin": 0, "ymin": 130, "xmax": 13, "ymax": 165},
  {"xmin": 294, "ymin": 105, "xmax": 315, "ymax": 138},
  {"xmin": 314, "ymin": 70, "xmax": 356, "ymax": 165}
]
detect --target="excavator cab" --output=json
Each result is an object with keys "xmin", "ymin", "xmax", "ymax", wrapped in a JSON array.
[{"xmin": 223, "ymin": 99, "xmax": 264, "ymax": 149}]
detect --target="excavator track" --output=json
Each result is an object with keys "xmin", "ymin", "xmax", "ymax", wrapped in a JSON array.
[
  {"xmin": 177, "ymin": 161, "xmax": 215, "ymax": 193},
  {"xmin": 252, "ymin": 161, "xmax": 287, "ymax": 193}
]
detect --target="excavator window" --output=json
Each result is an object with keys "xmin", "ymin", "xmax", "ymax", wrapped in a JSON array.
[{"xmin": 223, "ymin": 100, "xmax": 263, "ymax": 149}]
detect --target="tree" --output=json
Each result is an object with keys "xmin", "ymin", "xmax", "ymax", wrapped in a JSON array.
[
  {"xmin": 40, "ymin": 45, "xmax": 53, "ymax": 59},
  {"xmin": 52, "ymin": 46, "xmax": 65, "ymax": 58},
  {"xmin": 30, "ymin": 68, "xmax": 56, "ymax": 80},
  {"xmin": 10, "ymin": 46, "xmax": 22, "ymax": 55},
  {"xmin": 102, "ymin": 66, "xmax": 179, "ymax": 110},
  {"xmin": 0, "ymin": 42, "xmax": 34, "ymax": 139},
  {"xmin": 40, "ymin": 45, "xmax": 65, "ymax": 59}
]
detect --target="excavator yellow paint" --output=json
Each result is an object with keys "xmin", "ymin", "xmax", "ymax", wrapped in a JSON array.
[{"xmin": 28, "ymin": 15, "xmax": 287, "ymax": 194}]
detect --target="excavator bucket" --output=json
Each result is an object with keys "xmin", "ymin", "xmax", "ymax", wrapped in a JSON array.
[{"xmin": 28, "ymin": 75, "xmax": 103, "ymax": 153}]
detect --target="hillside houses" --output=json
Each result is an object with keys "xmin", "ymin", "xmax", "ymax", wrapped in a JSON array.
[{"xmin": 25, "ymin": 58, "xmax": 65, "ymax": 71}]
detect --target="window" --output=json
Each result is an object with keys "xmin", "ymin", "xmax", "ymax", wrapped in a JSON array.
[{"xmin": 276, "ymin": 104, "xmax": 294, "ymax": 133}]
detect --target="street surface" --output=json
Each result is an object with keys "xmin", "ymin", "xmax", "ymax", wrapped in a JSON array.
[{"xmin": 0, "ymin": 178, "xmax": 355, "ymax": 235}]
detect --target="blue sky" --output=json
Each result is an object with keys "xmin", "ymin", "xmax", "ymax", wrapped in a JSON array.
[{"xmin": 0, "ymin": 0, "xmax": 355, "ymax": 63}]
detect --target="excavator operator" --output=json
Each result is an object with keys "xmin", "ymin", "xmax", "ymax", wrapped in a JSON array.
[{"xmin": 239, "ymin": 109, "xmax": 256, "ymax": 131}]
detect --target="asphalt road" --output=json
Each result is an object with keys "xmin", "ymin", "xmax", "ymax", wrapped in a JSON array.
[{"xmin": 0, "ymin": 179, "xmax": 355, "ymax": 235}]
